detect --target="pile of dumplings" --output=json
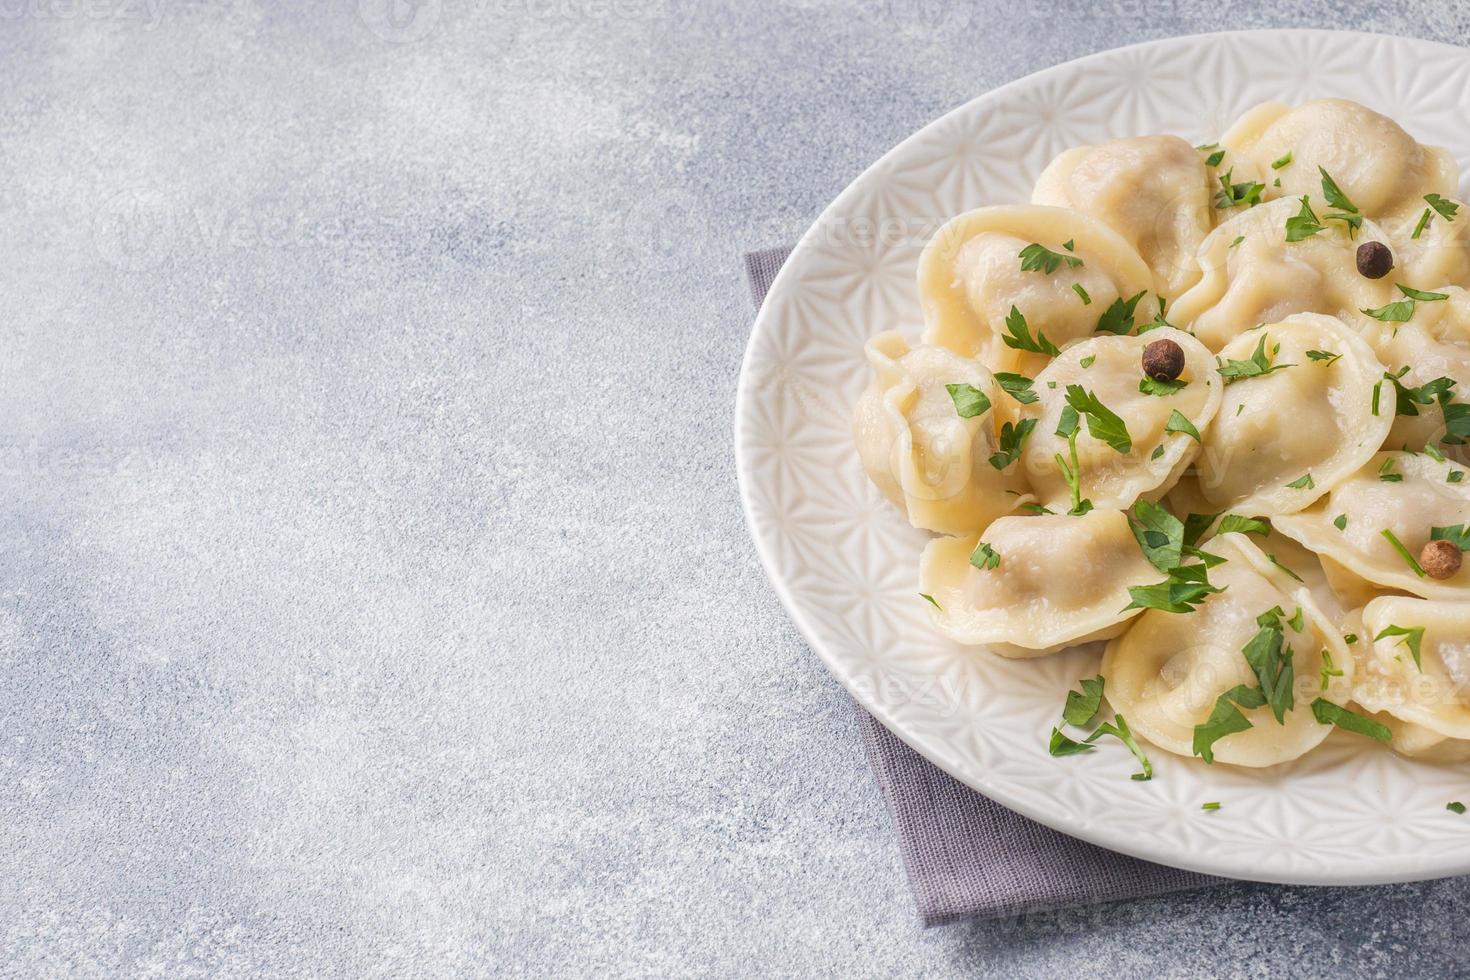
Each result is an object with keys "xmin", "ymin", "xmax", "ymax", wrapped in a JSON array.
[{"xmin": 853, "ymin": 98, "xmax": 1470, "ymax": 769}]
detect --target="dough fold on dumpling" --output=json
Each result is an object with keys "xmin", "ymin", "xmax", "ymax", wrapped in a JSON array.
[
  {"xmin": 1354, "ymin": 597, "xmax": 1470, "ymax": 742},
  {"xmin": 1032, "ymin": 136, "xmax": 1214, "ymax": 298},
  {"xmin": 1102, "ymin": 532, "xmax": 1354, "ymax": 767},
  {"xmin": 917, "ymin": 205, "xmax": 1158, "ymax": 376},
  {"xmin": 1272, "ymin": 450, "xmax": 1470, "ymax": 600},
  {"xmin": 853, "ymin": 331, "xmax": 1029, "ymax": 535},
  {"xmin": 1221, "ymin": 98, "xmax": 1458, "ymax": 219},
  {"xmin": 1194, "ymin": 314, "xmax": 1391, "ymax": 515},
  {"xmin": 1019, "ymin": 329, "xmax": 1221, "ymax": 512},
  {"xmin": 918, "ymin": 509, "xmax": 1156, "ymax": 657}
]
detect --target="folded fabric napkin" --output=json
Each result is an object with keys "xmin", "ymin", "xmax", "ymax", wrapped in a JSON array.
[{"xmin": 744, "ymin": 245, "xmax": 1220, "ymax": 926}]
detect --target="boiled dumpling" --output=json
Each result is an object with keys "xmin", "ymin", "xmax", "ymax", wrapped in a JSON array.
[
  {"xmin": 1019, "ymin": 329, "xmax": 1221, "ymax": 512},
  {"xmin": 1221, "ymin": 98, "xmax": 1457, "ymax": 219},
  {"xmin": 1169, "ymin": 198, "xmax": 1394, "ymax": 350},
  {"xmin": 1031, "ymin": 136, "xmax": 1214, "ymax": 297},
  {"xmin": 1272, "ymin": 450, "xmax": 1470, "ymax": 600},
  {"xmin": 1194, "ymin": 314, "xmax": 1391, "ymax": 514},
  {"xmin": 853, "ymin": 331, "xmax": 1029, "ymax": 535},
  {"xmin": 917, "ymin": 205, "xmax": 1159, "ymax": 376},
  {"xmin": 1394, "ymin": 196, "xmax": 1470, "ymax": 290},
  {"xmin": 1358, "ymin": 286, "xmax": 1470, "ymax": 457},
  {"xmin": 1354, "ymin": 596, "xmax": 1470, "ymax": 742},
  {"xmin": 918, "ymin": 509, "xmax": 1156, "ymax": 657},
  {"xmin": 1102, "ymin": 532, "xmax": 1355, "ymax": 766}
]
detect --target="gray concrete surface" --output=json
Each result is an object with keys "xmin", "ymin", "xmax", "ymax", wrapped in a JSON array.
[{"xmin": 2, "ymin": 2, "xmax": 1469, "ymax": 976}]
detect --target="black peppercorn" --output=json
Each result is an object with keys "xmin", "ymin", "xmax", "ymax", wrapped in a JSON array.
[
  {"xmin": 1142, "ymin": 338, "xmax": 1185, "ymax": 382},
  {"xmin": 1356, "ymin": 241, "xmax": 1394, "ymax": 279}
]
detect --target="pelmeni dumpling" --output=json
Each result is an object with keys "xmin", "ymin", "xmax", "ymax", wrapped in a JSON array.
[
  {"xmin": 1031, "ymin": 136, "xmax": 1214, "ymax": 297},
  {"xmin": 1194, "ymin": 314, "xmax": 1391, "ymax": 515},
  {"xmin": 1102, "ymin": 532, "xmax": 1355, "ymax": 766},
  {"xmin": 1222, "ymin": 99, "xmax": 1458, "ymax": 219},
  {"xmin": 1272, "ymin": 451, "xmax": 1470, "ymax": 600},
  {"xmin": 1358, "ymin": 287, "xmax": 1470, "ymax": 457},
  {"xmin": 1169, "ymin": 198, "xmax": 1395, "ymax": 350},
  {"xmin": 1368, "ymin": 714, "xmax": 1470, "ymax": 763},
  {"xmin": 919, "ymin": 509, "xmax": 1156, "ymax": 657},
  {"xmin": 1354, "ymin": 596, "xmax": 1470, "ymax": 742},
  {"xmin": 1019, "ymin": 329, "xmax": 1221, "ymax": 511},
  {"xmin": 853, "ymin": 332, "xmax": 1029, "ymax": 535},
  {"xmin": 917, "ymin": 206, "xmax": 1159, "ymax": 375}
]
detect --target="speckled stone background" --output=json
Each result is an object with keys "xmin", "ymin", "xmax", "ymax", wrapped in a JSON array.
[{"xmin": 3, "ymin": 2, "xmax": 1470, "ymax": 976}]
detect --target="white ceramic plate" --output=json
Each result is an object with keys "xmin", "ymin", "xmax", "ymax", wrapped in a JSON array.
[{"xmin": 735, "ymin": 29, "xmax": 1470, "ymax": 885}]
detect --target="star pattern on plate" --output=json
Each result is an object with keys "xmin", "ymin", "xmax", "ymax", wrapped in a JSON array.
[{"xmin": 735, "ymin": 30, "xmax": 1470, "ymax": 885}]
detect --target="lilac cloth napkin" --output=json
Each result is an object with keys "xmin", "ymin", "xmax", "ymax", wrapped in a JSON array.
[{"xmin": 744, "ymin": 245, "xmax": 1220, "ymax": 926}]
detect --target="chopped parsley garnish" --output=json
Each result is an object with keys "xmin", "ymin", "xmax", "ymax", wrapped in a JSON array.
[
  {"xmin": 1450, "ymin": 802, "xmax": 1467, "ymax": 815},
  {"xmin": 1381, "ymin": 528, "xmax": 1427, "ymax": 577},
  {"xmin": 1362, "ymin": 284, "xmax": 1450, "ymax": 323},
  {"xmin": 969, "ymin": 541, "xmax": 1001, "ymax": 571},
  {"xmin": 1182, "ymin": 513, "xmax": 1219, "ymax": 548},
  {"xmin": 1150, "ymin": 444, "xmax": 1165, "ymax": 460},
  {"xmin": 1084, "ymin": 715, "xmax": 1153, "ymax": 781},
  {"xmin": 1244, "ymin": 608, "xmax": 1296, "ymax": 722},
  {"xmin": 1333, "ymin": 514, "xmax": 1348, "ymax": 531},
  {"xmin": 1306, "ymin": 349, "xmax": 1341, "ymax": 365},
  {"xmin": 1054, "ymin": 408, "xmax": 1093, "ymax": 516},
  {"xmin": 1063, "ymin": 675, "xmax": 1106, "ymax": 727},
  {"xmin": 1139, "ymin": 375, "xmax": 1189, "ymax": 397},
  {"xmin": 1375, "ymin": 624, "xmax": 1426, "ymax": 670},
  {"xmin": 1217, "ymin": 514, "xmax": 1269, "ymax": 536},
  {"xmin": 1229, "ymin": 235, "xmax": 1245, "ymax": 248},
  {"xmin": 1383, "ymin": 368, "xmax": 1455, "ymax": 418},
  {"xmin": 1412, "ymin": 208, "xmax": 1433, "ymax": 240},
  {"xmin": 988, "ymin": 418, "xmax": 1037, "ymax": 471},
  {"xmin": 1124, "ymin": 563, "xmax": 1224, "ymax": 614},
  {"xmin": 920, "ymin": 593, "xmax": 942, "ymax": 610},
  {"xmin": 1065, "ymin": 385, "xmax": 1132, "ymax": 453},
  {"xmin": 1137, "ymin": 295, "xmax": 1174, "ymax": 335},
  {"xmin": 1401, "ymin": 284, "xmax": 1450, "ymax": 301},
  {"xmin": 1318, "ymin": 167, "xmax": 1362, "ymax": 234},
  {"xmin": 1218, "ymin": 334, "xmax": 1294, "ymax": 384},
  {"xmin": 1019, "ymin": 242, "xmax": 1083, "ymax": 274},
  {"xmin": 1311, "ymin": 698, "xmax": 1391, "ymax": 742},
  {"xmin": 1194, "ymin": 685, "xmax": 1266, "ymax": 763},
  {"xmin": 1426, "ymin": 193, "xmax": 1460, "ymax": 221},
  {"xmin": 1214, "ymin": 168, "xmax": 1265, "ymax": 209},
  {"xmin": 1073, "ymin": 283, "xmax": 1092, "ymax": 305},
  {"xmin": 1284, "ymin": 195, "xmax": 1324, "ymax": 242},
  {"xmin": 1345, "ymin": 633, "xmax": 1359, "ymax": 645},
  {"xmin": 1425, "ymin": 444, "xmax": 1448, "ymax": 463},
  {"xmin": 1285, "ymin": 473, "xmax": 1314, "ymax": 489},
  {"xmin": 1379, "ymin": 457, "xmax": 1403, "ymax": 482},
  {"xmin": 946, "ymin": 383, "xmax": 992, "ymax": 418},
  {"xmin": 1201, "ymin": 801, "xmax": 1222, "ymax": 811},
  {"xmin": 1452, "ymin": 471, "xmax": 1466, "ymax": 483},
  {"xmin": 1320, "ymin": 650, "xmax": 1343, "ymax": 691},
  {"xmin": 1047, "ymin": 727, "xmax": 1094, "ymax": 757},
  {"xmin": 1266, "ymin": 553, "xmax": 1304, "ymax": 582},
  {"xmin": 1002, "ymin": 306, "xmax": 1061, "ymax": 356},
  {"xmin": 1079, "ymin": 354, "xmax": 1096, "ymax": 368},
  {"xmin": 994, "ymin": 372, "xmax": 1038, "ymax": 405},
  {"xmin": 1202, "ymin": 147, "xmax": 1226, "ymax": 167},
  {"xmin": 1129, "ymin": 500, "xmax": 1184, "ymax": 572},
  {"xmin": 1095, "ymin": 290, "xmax": 1150, "ymax": 336},
  {"xmin": 1020, "ymin": 503, "xmax": 1055, "ymax": 515},
  {"xmin": 1164, "ymin": 409, "xmax": 1201, "ymax": 444},
  {"xmin": 1271, "ymin": 151, "xmax": 1293, "ymax": 170}
]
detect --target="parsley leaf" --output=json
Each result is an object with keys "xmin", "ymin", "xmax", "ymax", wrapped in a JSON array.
[
  {"xmin": 1002, "ymin": 306, "xmax": 1061, "ymax": 356},
  {"xmin": 1412, "ymin": 208, "xmax": 1434, "ymax": 240},
  {"xmin": 1431, "ymin": 524, "xmax": 1470, "ymax": 550},
  {"xmin": 1311, "ymin": 698, "xmax": 1392, "ymax": 742},
  {"xmin": 1379, "ymin": 457, "xmax": 1403, "ymax": 482},
  {"xmin": 1124, "ymin": 563, "xmax": 1224, "ymax": 614},
  {"xmin": 1019, "ymin": 242, "xmax": 1083, "ymax": 274},
  {"xmin": 1362, "ymin": 298, "xmax": 1416, "ymax": 322},
  {"xmin": 1095, "ymin": 290, "xmax": 1149, "ymax": 336},
  {"xmin": 1320, "ymin": 649, "xmax": 1344, "ymax": 691},
  {"xmin": 1054, "ymin": 414, "xmax": 1093, "ymax": 517},
  {"xmin": 1080, "ymin": 354, "xmax": 1096, "ymax": 368},
  {"xmin": 919, "ymin": 593, "xmax": 942, "ymax": 610},
  {"xmin": 1333, "ymin": 514, "xmax": 1348, "ymax": 531},
  {"xmin": 994, "ymin": 372, "xmax": 1039, "ymax": 405},
  {"xmin": 1084, "ymin": 714, "xmax": 1153, "ymax": 781},
  {"xmin": 1214, "ymin": 167, "xmax": 1265, "ymax": 209},
  {"xmin": 1426, "ymin": 193, "xmax": 1460, "ymax": 221},
  {"xmin": 1217, "ymin": 514, "xmax": 1269, "ymax": 536},
  {"xmin": 1139, "ymin": 376, "xmax": 1189, "ymax": 397},
  {"xmin": 1450, "ymin": 802, "xmax": 1467, "ymax": 815},
  {"xmin": 1271, "ymin": 151, "xmax": 1293, "ymax": 170},
  {"xmin": 1182, "ymin": 513, "xmax": 1219, "ymax": 548},
  {"xmin": 1400, "ymin": 285, "xmax": 1450, "ymax": 302},
  {"xmin": 1285, "ymin": 473, "xmax": 1314, "ymax": 489},
  {"xmin": 1382, "ymin": 528, "xmax": 1427, "ymax": 578},
  {"xmin": 1065, "ymin": 385, "xmax": 1132, "ymax": 453},
  {"xmin": 1193, "ymin": 685, "xmax": 1267, "ymax": 763},
  {"xmin": 1218, "ymin": 334, "xmax": 1294, "ymax": 384},
  {"xmin": 1164, "ymin": 409, "xmax": 1201, "ymax": 443},
  {"xmin": 1306, "ymin": 349, "xmax": 1341, "ymax": 365},
  {"xmin": 1047, "ymin": 727, "xmax": 1094, "ymax": 757},
  {"xmin": 988, "ymin": 418, "xmax": 1037, "ymax": 471},
  {"xmin": 1063, "ymin": 675, "xmax": 1106, "ymax": 728},
  {"xmin": 969, "ymin": 541, "xmax": 1001, "ymax": 571},
  {"xmin": 1073, "ymin": 283, "xmax": 1092, "ymax": 305},
  {"xmin": 946, "ymin": 383, "xmax": 992, "ymax": 418},
  {"xmin": 1375, "ymin": 624, "xmax": 1426, "ymax": 670},
  {"xmin": 1319, "ymin": 167, "xmax": 1362, "ymax": 233},
  {"xmin": 1242, "ymin": 615, "xmax": 1295, "ymax": 723},
  {"xmin": 1284, "ymin": 196, "xmax": 1324, "ymax": 242},
  {"xmin": 1129, "ymin": 499, "xmax": 1184, "ymax": 572}
]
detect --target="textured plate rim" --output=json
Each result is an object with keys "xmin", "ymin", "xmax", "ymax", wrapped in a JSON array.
[{"xmin": 734, "ymin": 28, "xmax": 1470, "ymax": 886}]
